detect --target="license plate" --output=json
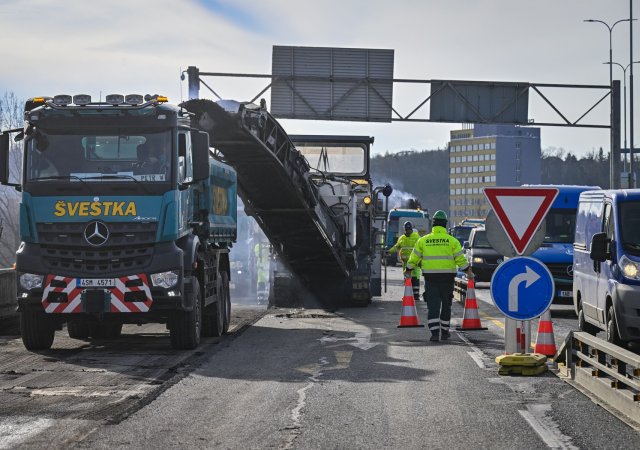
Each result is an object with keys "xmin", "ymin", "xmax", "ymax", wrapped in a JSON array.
[
  {"xmin": 558, "ymin": 290, "xmax": 572, "ymax": 297},
  {"xmin": 76, "ymin": 278, "xmax": 115, "ymax": 288}
]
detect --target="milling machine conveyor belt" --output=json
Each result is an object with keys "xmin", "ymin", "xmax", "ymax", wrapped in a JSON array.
[{"xmin": 182, "ymin": 99, "xmax": 349, "ymax": 280}]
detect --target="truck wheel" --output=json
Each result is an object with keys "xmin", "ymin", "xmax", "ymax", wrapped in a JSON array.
[
  {"xmin": 67, "ymin": 320, "xmax": 90, "ymax": 339},
  {"xmin": 170, "ymin": 278, "xmax": 202, "ymax": 349},
  {"xmin": 21, "ymin": 309, "xmax": 55, "ymax": 350},
  {"xmin": 221, "ymin": 271, "xmax": 231, "ymax": 334},
  {"xmin": 202, "ymin": 277, "xmax": 225, "ymax": 337},
  {"xmin": 606, "ymin": 304, "xmax": 626, "ymax": 347},
  {"xmin": 577, "ymin": 303, "xmax": 598, "ymax": 335}
]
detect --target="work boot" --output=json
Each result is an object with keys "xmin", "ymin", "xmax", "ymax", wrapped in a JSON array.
[
  {"xmin": 430, "ymin": 332, "xmax": 440, "ymax": 342},
  {"xmin": 441, "ymin": 330, "xmax": 450, "ymax": 340}
]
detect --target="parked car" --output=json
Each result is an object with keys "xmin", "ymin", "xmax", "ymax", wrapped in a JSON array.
[
  {"xmin": 464, "ymin": 227, "xmax": 504, "ymax": 282},
  {"xmin": 573, "ymin": 189, "xmax": 640, "ymax": 346}
]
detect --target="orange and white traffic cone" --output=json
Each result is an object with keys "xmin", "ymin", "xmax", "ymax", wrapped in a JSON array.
[
  {"xmin": 456, "ymin": 277, "xmax": 488, "ymax": 331},
  {"xmin": 398, "ymin": 276, "xmax": 424, "ymax": 328},
  {"xmin": 534, "ymin": 309, "xmax": 557, "ymax": 357}
]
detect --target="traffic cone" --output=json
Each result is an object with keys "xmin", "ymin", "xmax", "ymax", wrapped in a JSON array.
[
  {"xmin": 456, "ymin": 277, "xmax": 488, "ymax": 330},
  {"xmin": 534, "ymin": 310, "xmax": 557, "ymax": 357},
  {"xmin": 398, "ymin": 276, "xmax": 424, "ymax": 328}
]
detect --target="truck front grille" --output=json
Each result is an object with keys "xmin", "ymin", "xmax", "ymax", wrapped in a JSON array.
[
  {"xmin": 37, "ymin": 222, "xmax": 157, "ymax": 275},
  {"xmin": 544, "ymin": 262, "xmax": 573, "ymax": 282}
]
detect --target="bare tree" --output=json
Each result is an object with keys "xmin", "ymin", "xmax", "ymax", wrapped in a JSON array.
[{"xmin": 0, "ymin": 91, "xmax": 23, "ymax": 267}]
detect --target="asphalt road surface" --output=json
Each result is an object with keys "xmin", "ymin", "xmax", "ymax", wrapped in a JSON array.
[{"xmin": 1, "ymin": 267, "xmax": 639, "ymax": 449}]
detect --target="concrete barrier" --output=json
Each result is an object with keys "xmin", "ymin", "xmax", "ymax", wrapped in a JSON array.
[{"xmin": 0, "ymin": 269, "xmax": 18, "ymax": 333}]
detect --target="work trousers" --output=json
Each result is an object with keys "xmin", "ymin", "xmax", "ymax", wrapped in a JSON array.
[
  {"xmin": 423, "ymin": 278, "xmax": 454, "ymax": 335},
  {"xmin": 411, "ymin": 276, "xmax": 420, "ymax": 303}
]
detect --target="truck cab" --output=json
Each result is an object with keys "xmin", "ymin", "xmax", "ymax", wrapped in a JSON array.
[{"xmin": 0, "ymin": 94, "xmax": 237, "ymax": 350}]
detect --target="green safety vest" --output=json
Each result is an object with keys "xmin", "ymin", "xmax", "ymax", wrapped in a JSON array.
[
  {"xmin": 407, "ymin": 226, "xmax": 469, "ymax": 276},
  {"xmin": 389, "ymin": 231, "xmax": 421, "ymax": 276}
]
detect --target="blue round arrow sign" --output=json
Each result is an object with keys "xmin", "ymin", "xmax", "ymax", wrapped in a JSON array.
[{"xmin": 490, "ymin": 256, "xmax": 555, "ymax": 320}]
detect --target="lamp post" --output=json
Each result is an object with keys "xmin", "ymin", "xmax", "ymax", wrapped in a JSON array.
[
  {"xmin": 605, "ymin": 61, "xmax": 640, "ymax": 175},
  {"xmin": 585, "ymin": 18, "xmax": 632, "ymax": 188}
]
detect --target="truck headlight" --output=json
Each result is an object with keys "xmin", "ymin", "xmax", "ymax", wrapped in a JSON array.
[
  {"xmin": 472, "ymin": 257, "xmax": 484, "ymax": 264},
  {"xmin": 150, "ymin": 270, "xmax": 179, "ymax": 288},
  {"xmin": 19, "ymin": 273, "xmax": 44, "ymax": 290},
  {"xmin": 620, "ymin": 255, "xmax": 640, "ymax": 280}
]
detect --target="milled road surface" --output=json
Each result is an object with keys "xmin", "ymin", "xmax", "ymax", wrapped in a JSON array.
[
  {"xmin": 1, "ymin": 268, "xmax": 639, "ymax": 449},
  {"xmin": 0, "ymin": 304, "xmax": 266, "ymax": 449}
]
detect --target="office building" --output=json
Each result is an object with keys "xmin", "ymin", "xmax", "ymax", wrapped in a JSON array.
[{"xmin": 448, "ymin": 124, "xmax": 541, "ymax": 224}]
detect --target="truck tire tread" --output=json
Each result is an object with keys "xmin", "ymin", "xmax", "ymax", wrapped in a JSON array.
[
  {"xmin": 21, "ymin": 309, "xmax": 55, "ymax": 350},
  {"xmin": 170, "ymin": 278, "xmax": 202, "ymax": 349}
]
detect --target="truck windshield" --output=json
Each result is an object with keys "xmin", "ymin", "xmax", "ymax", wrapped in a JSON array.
[
  {"xmin": 543, "ymin": 209, "xmax": 576, "ymax": 244},
  {"xmin": 297, "ymin": 144, "xmax": 366, "ymax": 176},
  {"xmin": 472, "ymin": 230, "xmax": 492, "ymax": 248},
  {"xmin": 619, "ymin": 201, "xmax": 640, "ymax": 253},
  {"xmin": 453, "ymin": 226, "xmax": 472, "ymax": 244},
  {"xmin": 26, "ymin": 129, "xmax": 172, "ymax": 183}
]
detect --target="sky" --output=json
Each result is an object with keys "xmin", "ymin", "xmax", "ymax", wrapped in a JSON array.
[{"xmin": 0, "ymin": 0, "xmax": 637, "ymax": 157}]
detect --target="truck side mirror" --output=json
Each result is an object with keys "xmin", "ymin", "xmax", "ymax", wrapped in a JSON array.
[
  {"xmin": 463, "ymin": 241, "xmax": 470, "ymax": 250},
  {"xmin": 590, "ymin": 232, "xmax": 608, "ymax": 262},
  {"xmin": 0, "ymin": 132, "xmax": 9, "ymax": 185},
  {"xmin": 191, "ymin": 131, "xmax": 210, "ymax": 182}
]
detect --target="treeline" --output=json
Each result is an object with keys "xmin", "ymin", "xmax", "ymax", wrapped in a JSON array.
[{"xmin": 370, "ymin": 147, "xmax": 612, "ymax": 215}]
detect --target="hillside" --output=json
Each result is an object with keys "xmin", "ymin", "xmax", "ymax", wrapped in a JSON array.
[{"xmin": 370, "ymin": 148, "xmax": 611, "ymax": 215}]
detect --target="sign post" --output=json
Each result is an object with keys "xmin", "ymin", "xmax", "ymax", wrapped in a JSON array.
[{"xmin": 484, "ymin": 187, "xmax": 558, "ymax": 354}]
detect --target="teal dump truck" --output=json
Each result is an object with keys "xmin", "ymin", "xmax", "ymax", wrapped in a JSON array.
[{"xmin": 0, "ymin": 94, "xmax": 237, "ymax": 350}]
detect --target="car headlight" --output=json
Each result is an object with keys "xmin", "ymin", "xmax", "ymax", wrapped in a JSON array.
[
  {"xmin": 620, "ymin": 255, "xmax": 640, "ymax": 280},
  {"xmin": 150, "ymin": 270, "xmax": 179, "ymax": 288},
  {"xmin": 472, "ymin": 257, "xmax": 484, "ymax": 264},
  {"xmin": 19, "ymin": 273, "xmax": 44, "ymax": 290}
]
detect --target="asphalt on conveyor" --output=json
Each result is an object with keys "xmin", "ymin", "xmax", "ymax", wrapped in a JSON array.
[{"xmin": 72, "ymin": 266, "xmax": 639, "ymax": 449}]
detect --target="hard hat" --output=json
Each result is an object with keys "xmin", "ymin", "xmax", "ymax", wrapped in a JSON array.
[
  {"xmin": 403, "ymin": 221, "xmax": 413, "ymax": 230},
  {"xmin": 433, "ymin": 210, "xmax": 448, "ymax": 221}
]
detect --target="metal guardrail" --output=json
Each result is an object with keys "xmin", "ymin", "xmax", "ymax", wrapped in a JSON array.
[
  {"xmin": 453, "ymin": 276, "xmax": 468, "ymax": 304},
  {"xmin": 555, "ymin": 331, "xmax": 640, "ymax": 424}
]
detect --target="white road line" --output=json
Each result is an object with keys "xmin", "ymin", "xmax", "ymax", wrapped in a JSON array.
[
  {"xmin": 0, "ymin": 416, "xmax": 54, "ymax": 449},
  {"xmin": 466, "ymin": 351, "xmax": 486, "ymax": 369},
  {"xmin": 519, "ymin": 404, "xmax": 578, "ymax": 449},
  {"xmin": 456, "ymin": 331, "xmax": 487, "ymax": 369}
]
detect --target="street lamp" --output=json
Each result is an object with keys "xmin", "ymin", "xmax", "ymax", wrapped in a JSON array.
[
  {"xmin": 605, "ymin": 60, "xmax": 640, "ymax": 174},
  {"xmin": 585, "ymin": 18, "xmax": 633, "ymax": 188}
]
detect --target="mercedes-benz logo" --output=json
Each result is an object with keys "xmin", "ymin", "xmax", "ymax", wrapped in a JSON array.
[
  {"xmin": 84, "ymin": 221, "xmax": 110, "ymax": 247},
  {"xmin": 567, "ymin": 265, "xmax": 574, "ymax": 276}
]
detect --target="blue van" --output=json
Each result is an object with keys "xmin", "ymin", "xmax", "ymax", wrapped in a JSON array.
[
  {"xmin": 573, "ymin": 189, "xmax": 640, "ymax": 345},
  {"xmin": 528, "ymin": 185, "xmax": 599, "ymax": 304}
]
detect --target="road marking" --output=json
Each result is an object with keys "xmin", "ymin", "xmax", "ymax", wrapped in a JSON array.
[
  {"xmin": 479, "ymin": 310, "xmax": 505, "ymax": 329},
  {"xmin": 519, "ymin": 404, "xmax": 578, "ymax": 449},
  {"xmin": 318, "ymin": 331, "xmax": 378, "ymax": 350},
  {"xmin": 0, "ymin": 416, "xmax": 54, "ymax": 449},
  {"xmin": 456, "ymin": 331, "xmax": 487, "ymax": 369},
  {"xmin": 466, "ymin": 351, "xmax": 486, "ymax": 369},
  {"xmin": 296, "ymin": 351, "xmax": 352, "ymax": 374}
]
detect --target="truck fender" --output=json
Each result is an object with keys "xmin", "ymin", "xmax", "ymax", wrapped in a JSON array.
[{"xmin": 176, "ymin": 234, "xmax": 201, "ymax": 310}]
